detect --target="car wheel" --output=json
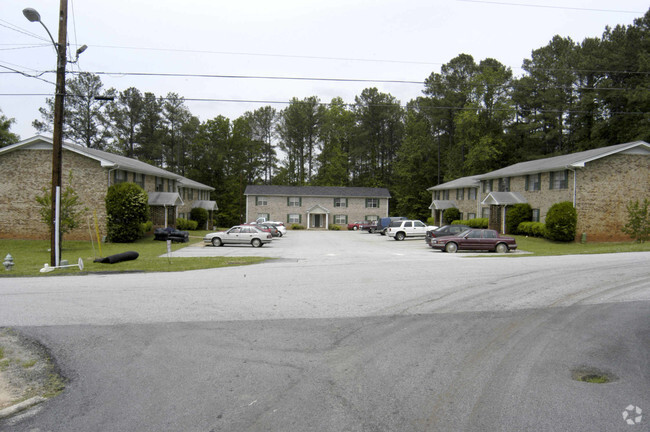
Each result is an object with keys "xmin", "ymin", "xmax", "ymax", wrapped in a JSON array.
[
  {"xmin": 445, "ymin": 242, "xmax": 458, "ymax": 253},
  {"xmin": 251, "ymin": 238, "xmax": 263, "ymax": 248},
  {"xmin": 368, "ymin": 228, "xmax": 374, "ymax": 234},
  {"xmin": 353, "ymin": 226, "xmax": 358, "ymax": 230},
  {"xmin": 278, "ymin": 232, "xmax": 283, "ymax": 237},
  {"xmin": 211, "ymin": 237, "xmax": 222, "ymax": 247},
  {"xmin": 495, "ymin": 243, "xmax": 508, "ymax": 253},
  {"xmin": 395, "ymin": 232, "xmax": 405, "ymax": 241}
]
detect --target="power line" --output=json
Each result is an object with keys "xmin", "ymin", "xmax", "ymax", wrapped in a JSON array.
[
  {"xmin": 0, "ymin": 19, "xmax": 50, "ymax": 43},
  {"xmin": 1, "ymin": 92, "xmax": 646, "ymax": 116},
  {"xmin": 456, "ymin": 0, "xmax": 646, "ymax": 14},
  {"xmin": 0, "ymin": 63, "xmax": 55, "ymax": 85},
  {"xmin": 4, "ymin": 67, "xmax": 647, "ymax": 93}
]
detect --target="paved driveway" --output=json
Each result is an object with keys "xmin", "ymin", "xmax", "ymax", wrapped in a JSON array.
[
  {"xmin": 173, "ymin": 229, "xmax": 519, "ymax": 262},
  {"xmin": 1, "ymin": 232, "xmax": 648, "ymax": 432}
]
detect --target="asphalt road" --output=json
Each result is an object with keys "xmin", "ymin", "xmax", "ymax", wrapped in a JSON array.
[{"xmin": 0, "ymin": 231, "xmax": 648, "ymax": 431}]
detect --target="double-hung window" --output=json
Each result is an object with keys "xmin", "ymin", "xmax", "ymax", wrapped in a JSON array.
[
  {"xmin": 334, "ymin": 198, "xmax": 347, "ymax": 208},
  {"xmin": 288, "ymin": 197, "xmax": 301, "ymax": 207},
  {"xmin": 288, "ymin": 213, "xmax": 301, "ymax": 224},
  {"xmin": 532, "ymin": 209, "xmax": 540, "ymax": 222},
  {"xmin": 525, "ymin": 174, "xmax": 542, "ymax": 191},
  {"xmin": 114, "ymin": 170, "xmax": 127, "ymax": 184},
  {"xmin": 549, "ymin": 170, "xmax": 569, "ymax": 190},
  {"xmin": 498, "ymin": 177, "xmax": 510, "ymax": 192},
  {"xmin": 365, "ymin": 198, "xmax": 379, "ymax": 208},
  {"xmin": 256, "ymin": 196, "xmax": 268, "ymax": 206},
  {"xmin": 334, "ymin": 215, "xmax": 347, "ymax": 224},
  {"xmin": 482, "ymin": 180, "xmax": 493, "ymax": 193},
  {"xmin": 456, "ymin": 189, "xmax": 464, "ymax": 200},
  {"xmin": 468, "ymin": 188, "xmax": 477, "ymax": 200}
]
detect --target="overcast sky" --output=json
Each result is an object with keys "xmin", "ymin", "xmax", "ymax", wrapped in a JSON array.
[{"xmin": 1, "ymin": 0, "xmax": 647, "ymax": 140}]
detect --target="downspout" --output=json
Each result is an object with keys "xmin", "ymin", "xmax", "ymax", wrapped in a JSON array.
[
  {"xmin": 107, "ymin": 168, "xmax": 117, "ymax": 187},
  {"xmin": 567, "ymin": 166, "xmax": 578, "ymax": 207}
]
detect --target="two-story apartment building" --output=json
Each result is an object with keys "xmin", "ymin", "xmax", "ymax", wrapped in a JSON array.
[
  {"xmin": 244, "ymin": 185, "xmax": 391, "ymax": 229},
  {"xmin": 0, "ymin": 135, "xmax": 216, "ymax": 240},
  {"xmin": 428, "ymin": 141, "xmax": 650, "ymax": 241}
]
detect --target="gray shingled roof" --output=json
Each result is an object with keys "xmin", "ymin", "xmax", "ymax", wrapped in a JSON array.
[
  {"xmin": 6, "ymin": 135, "xmax": 213, "ymax": 190},
  {"xmin": 428, "ymin": 175, "xmax": 481, "ymax": 191},
  {"xmin": 478, "ymin": 141, "xmax": 650, "ymax": 179},
  {"xmin": 244, "ymin": 185, "xmax": 391, "ymax": 198}
]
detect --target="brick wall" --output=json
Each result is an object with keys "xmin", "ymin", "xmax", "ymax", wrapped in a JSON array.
[
  {"xmin": 0, "ymin": 149, "xmax": 108, "ymax": 240},
  {"xmin": 247, "ymin": 195, "xmax": 390, "ymax": 227},
  {"xmin": 576, "ymin": 153, "xmax": 650, "ymax": 241}
]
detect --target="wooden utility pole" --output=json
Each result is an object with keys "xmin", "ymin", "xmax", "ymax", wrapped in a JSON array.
[{"xmin": 51, "ymin": 0, "xmax": 68, "ymax": 266}]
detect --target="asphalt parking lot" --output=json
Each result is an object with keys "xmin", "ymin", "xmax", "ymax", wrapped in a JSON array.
[{"xmin": 172, "ymin": 229, "xmax": 523, "ymax": 261}]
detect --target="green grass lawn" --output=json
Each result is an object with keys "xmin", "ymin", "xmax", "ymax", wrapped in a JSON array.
[
  {"xmin": 0, "ymin": 230, "xmax": 269, "ymax": 277},
  {"xmin": 512, "ymin": 235, "xmax": 650, "ymax": 256}
]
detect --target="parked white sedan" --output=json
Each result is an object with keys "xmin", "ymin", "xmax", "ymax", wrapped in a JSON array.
[{"xmin": 204, "ymin": 225, "xmax": 272, "ymax": 247}]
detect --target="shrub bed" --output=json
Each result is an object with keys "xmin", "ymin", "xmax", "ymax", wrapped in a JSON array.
[
  {"xmin": 452, "ymin": 218, "xmax": 488, "ymax": 228},
  {"xmin": 518, "ymin": 221, "xmax": 547, "ymax": 237}
]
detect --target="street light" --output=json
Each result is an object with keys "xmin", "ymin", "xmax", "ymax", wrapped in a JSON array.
[{"xmin": 23, "ymin": 2, "xmax": 68, "ymax": 267}]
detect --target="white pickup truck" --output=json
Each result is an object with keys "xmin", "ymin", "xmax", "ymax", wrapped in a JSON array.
[{"xmin": 387, "ymin": 220, "xmax": 438, "ymax": 241}]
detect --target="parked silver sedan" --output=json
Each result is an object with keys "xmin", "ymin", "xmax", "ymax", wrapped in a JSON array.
[{"xmin": 203, "ymin": 225, "xmax": 272, "ymax": 247}]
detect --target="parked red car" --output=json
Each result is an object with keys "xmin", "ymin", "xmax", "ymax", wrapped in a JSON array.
[
  {"xmin": 347, "ymin": 221, "xmax": 370, "ymax": 231},
  {"xmin": 429, "ymin": 228, "xmax": 517, "ymax": 253}
]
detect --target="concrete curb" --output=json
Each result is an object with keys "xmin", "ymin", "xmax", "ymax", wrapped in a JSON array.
[{"xmin": 0, "ymin": 396, "xmax": 46, "ymax": 419}]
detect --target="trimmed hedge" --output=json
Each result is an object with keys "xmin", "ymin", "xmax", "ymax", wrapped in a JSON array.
[
  {"xmin": 452, "ymin": 218, "xmax": 488, "ymax": 228},
  {"xmin": 545, "ymin": 201, "xmax": 577, "ymax": 242},
  {"xmin": 328, "ymin": 224, "xmax": 342, "ymax": 230},
  {"xmin": 290, "ymin": 224, "xmax": 305, "ymax": 230},
  {"xmin": 518, "ymin": 221, "xmax": 547, "ymax": 237},
  {"xmin": 176, "ymin": 218, "xmax": 198, "ymax": 231}
]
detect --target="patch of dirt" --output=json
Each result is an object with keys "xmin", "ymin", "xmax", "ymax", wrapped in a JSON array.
[{"xmin": 0, "ymin": 328, "xmax": 66, "ymax": 411}]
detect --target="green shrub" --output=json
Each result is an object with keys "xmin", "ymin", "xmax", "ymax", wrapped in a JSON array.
[
  {"xmin": 506, "ymin": 203, "xmax": 532, "ymax": 234},
  {"xmin": 426, "ymin": 217, "xmax": 436, "ymax": 226},
  {"xmin": 140, "ymin": 220, "xmax": 153, "ymax": 235},
  {"xmin": 105, "ymin": 182, "xmax": 149, "ymax": 243},
  {"xmin": 190, "ymin": 207, "xmax": 208, "ymax": 230},
  {"xmin": 176, "ymin": 218, "xmax": 198, "ymax": 231},
  {"xmin": 328, "ymin": 224, "xmax": 342, "ymax": 230},
  {"xmin": 290, "ymin": 224, "xmax": 305, "ymax": 230},
  {"xmin": 443, "ymin": 208, "xmax": 460, "ymax": 225},
  {"xmin": 622, "ymin": 198, "xmax": 650, "ymax": 243},
  {"xmin": 459, "ymin": 218, "xmax": 488, "ymax": 228},
  {"xmin": 545, "ymin": 201, "xmax": 577, "ymax": 242},
  {"xmin": 518, "ymin": 221, "xmax": 547, "ymax": 237}
]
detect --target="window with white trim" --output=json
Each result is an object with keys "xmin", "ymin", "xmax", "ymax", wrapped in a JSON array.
[
  {"xmin": 288, "ymin": 197, "xmax": 301, "ymax": 207},
  {"xmin": 365, "ymin": 198, "xmax": 379, "ymax": 208},
  {"xmin": 256, "ymin": 196, "xmax": 268, "ymax": 206},
  {"xmin": 532, "ymin": 209, "xmax": 540, "ymax": 222},
  {"xmin": 334, "ymin": 215, "xmax": 347, "ymax": 224},
  {"xmin": 549, "ymin": 170, "xmax": 569, "ymax": 190},
  {"xmin": 525, "ymin": 174, "xmax": 541, "ymax": 191},
  {"xmin": 334, "ymin": 198, "xmax": 347, "ymax": 208},
  {"xmin": 288, "ymin": 213, "xmax": 301, "ymax": 224}
]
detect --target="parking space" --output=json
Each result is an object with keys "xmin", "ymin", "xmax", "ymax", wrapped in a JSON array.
[{"xmin": 170, "ymin": 230, "xmax": 520, "ymax": 262}]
